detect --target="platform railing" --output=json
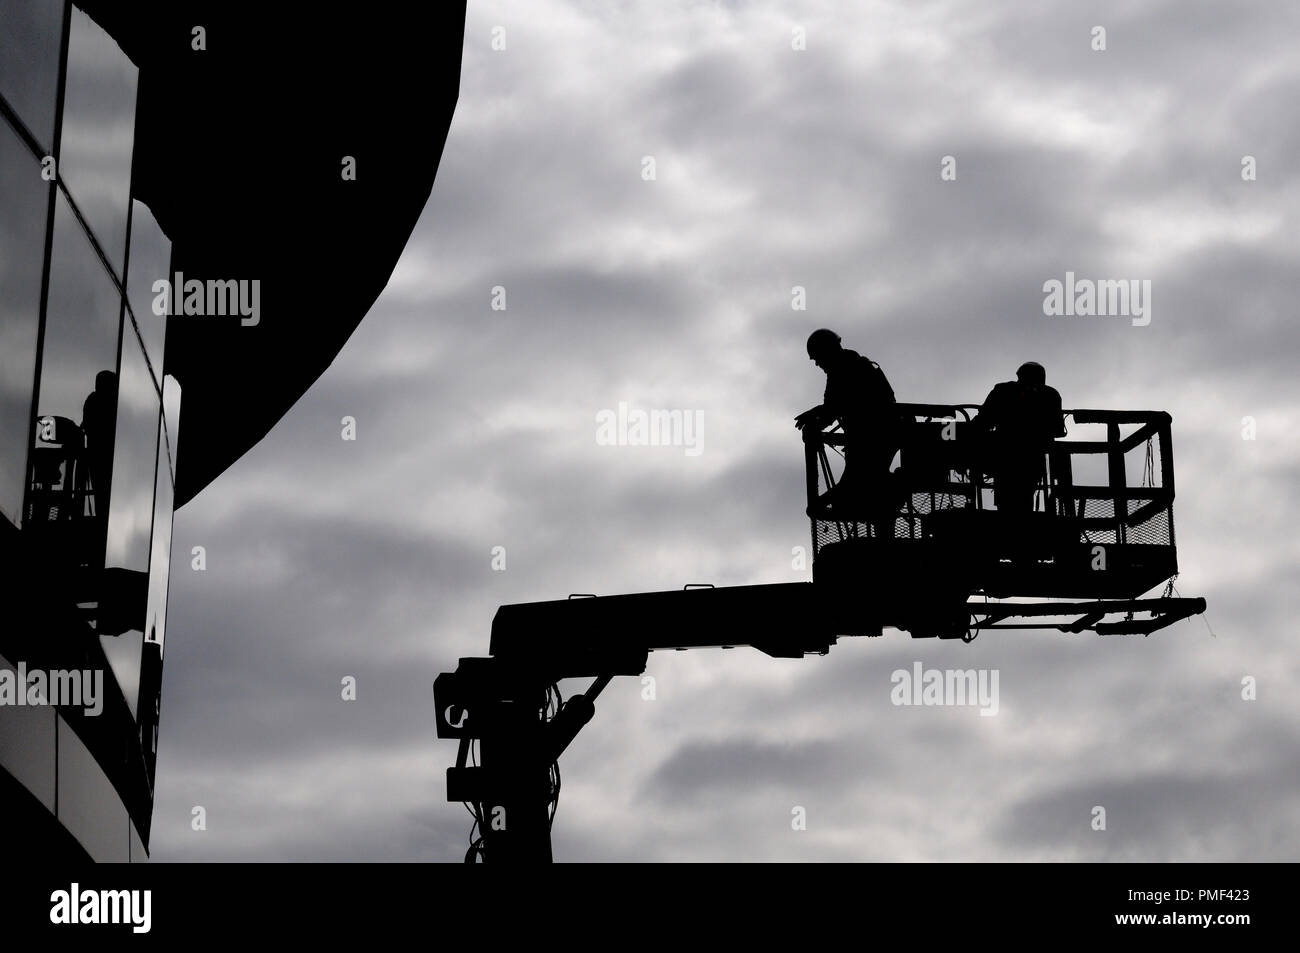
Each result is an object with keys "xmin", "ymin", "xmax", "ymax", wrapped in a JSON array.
[{"xmin": 805, "ymin": 404, "xmax": 1176, "ymax": 557}]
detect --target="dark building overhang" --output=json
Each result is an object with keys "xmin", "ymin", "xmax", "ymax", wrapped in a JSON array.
[{"xmin": 79, "ymin": 1, "xmax": 466, "ymax": 506}]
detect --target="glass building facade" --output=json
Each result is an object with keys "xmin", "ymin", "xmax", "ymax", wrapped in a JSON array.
[{"xmin": 1, "ymin": 1, "xmax": 178, "ymax": 861}]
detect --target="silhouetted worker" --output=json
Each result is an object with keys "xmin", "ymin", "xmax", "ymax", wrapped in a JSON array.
[
  {"xmin": 795, "ymin": 329, "xmax": 898, "ymax": 535},
  {"xmin": 971, "ymin": 361, "xmax": 1065, "ymax": 517},
  {"xmin": 81, "ymin": 370, "xmax": 118, "ymax": 519}
]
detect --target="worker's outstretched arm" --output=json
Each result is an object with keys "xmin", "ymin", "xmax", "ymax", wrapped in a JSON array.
[{"xmin": 795, "ymin": 405, "xmax": 832, "ymax": 431}]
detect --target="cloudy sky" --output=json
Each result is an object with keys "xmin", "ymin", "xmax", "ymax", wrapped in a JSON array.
[{"xmin": 150, "ymin": 0, "xmax": 1300, "ymax": 861}]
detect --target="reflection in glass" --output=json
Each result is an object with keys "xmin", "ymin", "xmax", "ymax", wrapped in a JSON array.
[
  {"xmin": 0, "ymin": 118, "xmax": 50, "ymax": 525},
  {"xmin": 99, "ymin": 334, "xmax": 159, "ymax": 720},
  {"xmin": 56, "ymin": 717, "xmax": 129, "ymax": 861},
  {"xmin": 144, "ymin": 375, "xmax": 179, "ymax": 654},
  {"xmin": 100, "ymin": 631, "xmax": 142, "ymax": 720},
  {"xmin": 0, "ymin": 0, "xmax": 65, "ymax": 151},
  {"xmin": 161, "ymin": 365, "xmax": 180, "ymax": 484},
  {"xmin": 125, "ymin": 199, "xmax": 171, "ymax": 375},
  {"xmin": 130, "ymin": 822, "xmax": 146, "ymax": 862},
  {"xmin": 103, "ymin": 333, "xmax": 157, "ymax": 573},
  {"xmin": 59, "ymin": 6, "xmax": 137, "ymax": 275},
  {"xmin": 0, "ymin": 652, "xmax": 57, "ymax": 811},
  {"xmin": 28, "ymin": 191, "xmax": 122, "ymax": 573}
]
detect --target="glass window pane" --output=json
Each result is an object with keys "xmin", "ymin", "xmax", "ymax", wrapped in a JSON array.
[
  {"xmin": 28, "ymin": 191, "xmax": 122, "ymax": 574},
  {"xmin": 58, "ymin": 6, "xmax": 136, "ymax": 276},
  {"xmin": 0, "ymin": 118, "xmax": 50, "ymax": 526},
  {"xmin": 0, "ymin": 0, "xmax": 65, "ymax": 152},
  {"xmin": 103, "ymin": 332, "xmax": 157, "ymax": 573},
  {"xmin": 125, "ymin": 199, "xmax": 170, "ymax": 375},
  {"xmin": 129, "ymin": 820, "xmax": 146, "ymax": 862},
  {"xmin": 0, "ymin": 652, "xmax": 57, "ymax": 812},
  {"xmin": 56, "ymin": 716, "xmax": 129, "ymax": 862},
  {"xmin": 144, "ymin": 374, "xmax": 179, "ymax": 654},
  {"xmin": 100, "ymin": 630, "xmax": 141, "ymax": 720},
  {"xmin": 161, "ymin": 368, "xmax": 179, "ymax": 484},
  {"xmin": 99, "ymin": 333, "xmax": 158, "ymax": 720}
]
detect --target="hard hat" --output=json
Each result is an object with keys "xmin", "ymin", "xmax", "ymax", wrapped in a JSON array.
[
  {"xmin": 806, "ymin": 328, "xmax": 842, "ymax": 358},
  {"xmin": 1016, "ymin": 361, "xmax": 1046, "ymax": 385}
]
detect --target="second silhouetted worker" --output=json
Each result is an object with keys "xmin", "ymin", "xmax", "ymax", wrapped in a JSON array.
[{"xmin": 971, "ymin": 361, "xmax": 1066, "ymax": 517}]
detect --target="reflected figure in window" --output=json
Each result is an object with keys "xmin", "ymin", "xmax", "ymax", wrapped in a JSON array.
[
  {"xmin": 971, "ymin": 361, "xmax": 1066, "ymax": 517},
  {"xmin": 80, "ymin": 369, "xmax": 118, "ymax": 521}
]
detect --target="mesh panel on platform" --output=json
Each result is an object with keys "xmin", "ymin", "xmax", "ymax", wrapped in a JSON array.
[
  {"xmin": 1127, "ymin": 502, "xmax": 1172, "ymax": 546},
  {"xmin": 1079, "ymin": 497, "xmax": 1118, "ymax": 544}
]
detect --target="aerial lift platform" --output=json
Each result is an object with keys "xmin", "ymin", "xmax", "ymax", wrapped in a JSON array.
[{"xmin": 434, "ymin": 403, "xmax": 1205, "ymax": 861}]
